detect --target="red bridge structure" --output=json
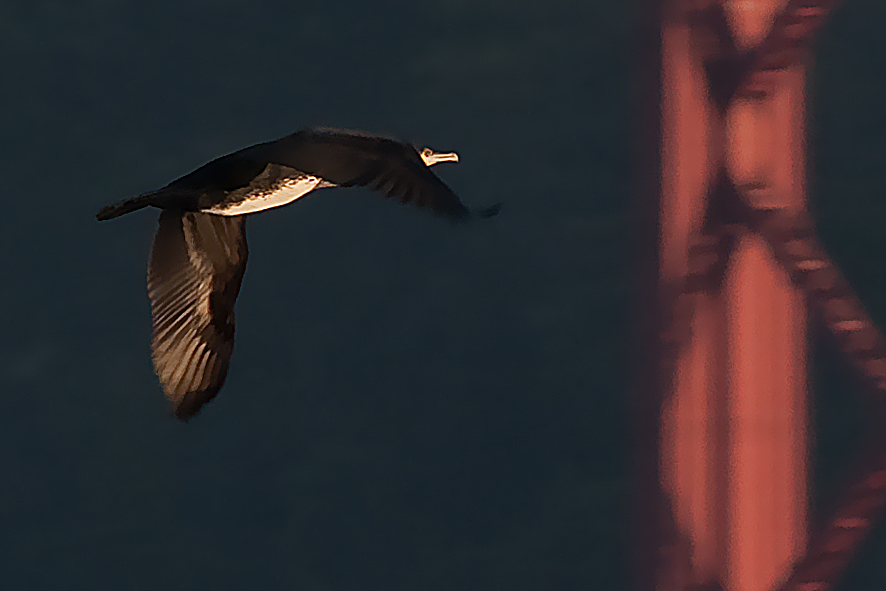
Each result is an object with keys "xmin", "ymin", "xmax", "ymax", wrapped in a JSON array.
[{"xmin": 633, "ymin": 1, "xmax": 886, "ymax": 590}]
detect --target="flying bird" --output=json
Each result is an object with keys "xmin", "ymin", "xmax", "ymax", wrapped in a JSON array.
[{"xmin": 97, "ymin": 127, "xmax": 499, "ymax": 420}]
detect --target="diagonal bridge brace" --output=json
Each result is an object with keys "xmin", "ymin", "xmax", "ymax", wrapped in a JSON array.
[{"xmin": 660, "ymin": 1, "xmax": 886, "ymax": 590}]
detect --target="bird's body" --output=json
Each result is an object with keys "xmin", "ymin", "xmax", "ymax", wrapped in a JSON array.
[
  {"xmin": 97, "ymin": 127, "xmax": 479, "ymax": 221},
  {"xmin": 97, "ymin": 127, "xmax": 498, "ymax": 420}
]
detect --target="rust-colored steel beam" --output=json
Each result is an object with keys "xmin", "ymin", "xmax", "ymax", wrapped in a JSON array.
[
  {"xmin": 657, "ymin": 1, "xmax": 811, "ymax": 588},
  {"xmin": 739, "ymin": 0, "xmax": 840, "ymax": 96},
  {"xmin": 641, "ymin": 0, "xmax": 855, "ymax": 590},
  {"xmin": 735, "ymin": 202, "xmax": 886, "ymax": 591}
]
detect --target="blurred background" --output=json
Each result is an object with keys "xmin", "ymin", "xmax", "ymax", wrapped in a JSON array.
[{"xmin": 1, "ymin": 1, "xmax": 885, "ymax": 588}]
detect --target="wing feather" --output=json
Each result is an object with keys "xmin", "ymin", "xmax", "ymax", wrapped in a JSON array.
[
  {"xmin": 251, "ymin": 129, "xmax": 472, "ymax": 221},
  {"xmin": 147, "ymin": 210, "xmax": 248, "ymax": 420}
]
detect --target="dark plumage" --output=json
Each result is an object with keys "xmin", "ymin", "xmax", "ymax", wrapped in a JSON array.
[{"xmin": 97, "ymin": 127, "xmax": 498, "ymax": 420}]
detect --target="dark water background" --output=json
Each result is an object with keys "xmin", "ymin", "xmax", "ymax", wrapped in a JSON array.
[{"xmin": 1, "ymin": 1, "xmax": 885, "ymax": 588}]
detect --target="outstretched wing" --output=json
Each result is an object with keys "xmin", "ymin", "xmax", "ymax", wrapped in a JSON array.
[
  {"xmin": 147, "ymin": 210, "xmax": 248, "ymax": 420},
  {"xmin": 248, "ymin": 128, "xmax": 473, "ymax": 221}
]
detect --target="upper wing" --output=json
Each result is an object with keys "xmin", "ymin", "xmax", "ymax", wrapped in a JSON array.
[
  {"xmin": 147, "ymin": 210, "xmax": 249, "ymax": 420},
  {"xmin": 248, "ymin": 128, "xmax": 472, "ymax": 221}
]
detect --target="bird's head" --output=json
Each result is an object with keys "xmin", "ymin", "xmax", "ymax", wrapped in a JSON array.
[{"xmin": 419, "ymin": 147, "xmax": 459, "ymax": 167}]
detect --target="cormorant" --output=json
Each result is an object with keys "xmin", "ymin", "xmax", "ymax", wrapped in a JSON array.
[{"xmin": 97, "ymin": 127, "xmax": 499, "ymax": 420}]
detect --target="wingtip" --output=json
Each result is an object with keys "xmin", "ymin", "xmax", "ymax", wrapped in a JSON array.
[
  {"xmin": 173, "ymin": 409, "xmax": 194, "ymax": 422},
  {"xmin": 169, "ymin": 387, "xmax": 222, "ymax": 422},
  {"xmin": 171, "ymin": 395, "xmax": 205, "ymax": 422},
  {"xmin": 474, "ymin": 203, "xmax": 501, "ymax": 219},
  {"xmin": 448, "ymin": 202, "xmax": 500, "ymax": 224}
]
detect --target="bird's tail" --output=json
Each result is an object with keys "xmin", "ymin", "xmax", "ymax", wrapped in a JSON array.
[{"xmin": 95, "ymin": 192, "xmax": 158, "ymax": 221}]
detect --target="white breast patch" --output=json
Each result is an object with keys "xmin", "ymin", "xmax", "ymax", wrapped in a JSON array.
[{"xmin": 203, "ymin": 175, "xmax": 324, "ymax": 216}]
